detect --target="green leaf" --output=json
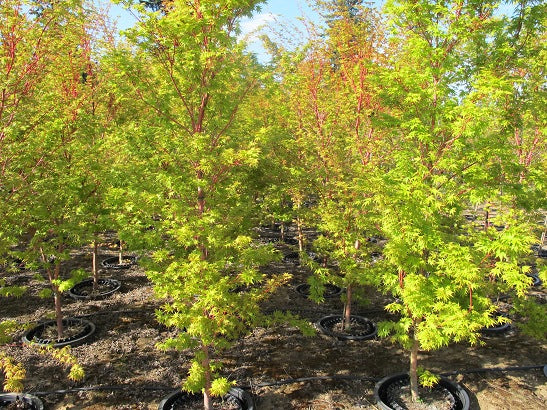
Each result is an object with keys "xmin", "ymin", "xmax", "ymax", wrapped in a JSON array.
[{"xmin": 210, "ymin": 378, "xmax": 234, "ymax": 397}]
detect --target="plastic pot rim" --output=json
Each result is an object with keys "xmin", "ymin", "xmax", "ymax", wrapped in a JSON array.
[
  {"xmin": 0, "ymin": 392, "xmax": 44, "ymax": 410},
  {"xmin": 22, "ymin": 317, "xmax": 96, "ymax": 348},
  {"xmin": 68, "ymin": 278, "xmax": 121, "ymax": 300},
  {"xmin": 373, "ymin": 372, "xmax": 470, "ymax": 410},
  {"xmin": 157, "ymin": 387, "xmax": 254, "ymax": 410},
  {"xmin": 316, "ymin": 314, "xmax": 377, "ymax": 341},
  {"xmin": 101, "ymin": 255, "xmax": 137, "ymax": 269}
]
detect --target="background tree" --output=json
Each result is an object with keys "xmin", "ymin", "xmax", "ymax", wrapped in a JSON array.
[
  {"xmin": 491, "ymin": 1, "xmax": 546, "ymax": 217},
  {"xmin": 0, "ymin": 1, "xmax": 112, "ymax": 387},
  {"xmin": 0, "ymin": 0, "xmax": 59, "ymax": 270},
  {"xmin": 279, "ymin": 1, "xmax": 389, "ymax": 327},
  {"xmin": 1, "ymin": 0, "xmax": 113, "ymax": 339},
  {"xmin": 471, "ymin": 0, "xmax": 547, "ymax": 336},
  {"xmin": 72, "ymin": 11, "xmax": 123, "ymax": 291}
]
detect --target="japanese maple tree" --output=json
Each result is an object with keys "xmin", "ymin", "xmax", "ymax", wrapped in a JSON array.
[
  {"xmin": 375, "ymin": 0, "xmax": 541, "ymax": 401},
  {"xmin": 112, "ymin": 1, "xmax": 293, "ymax": 408}
]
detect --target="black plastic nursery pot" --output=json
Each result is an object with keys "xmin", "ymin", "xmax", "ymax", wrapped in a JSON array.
[
  {"xmin": 282, "ymin": 251, "xmax": 300, "ymax": 264},
  {"xmin": 22, "ymin": 317, "xmax": 96, "ymax": 348},
  {"xmin": 480, "ymin": 314, "xmax": 511, "ymax": 336},
  {"xmin": 295, "ymin": 283, "xmax": 343, "ymax": 299},
  {"xmin": 367, "ymin": 236, "xmax": 385, "ymax": 243},
  {"xmin": 68, "ymin": 278, "xmax": 121, "ymax": 300},
  {"xmin": 258, "ymin": 235, "xmax": 280, "ymax": 244},
  {"xmin": 316, "ymin": 315, "xmax": 377, "ymax": 341},
  {"xmin": 527, "ymin": 274, "xmax": 542, "ymax": 287},
  {"xmin": 373, "ymin": 373, "xmax": 470, "ymax": 410},
  {"xmin": 0, "ymin": 393, "xmax": 44, "ymax": 410},
  {"xmin": 101, "ymin": 255, "xmax": 136, "ymax": 269},
  {"xmin": 3, "ymin": 257, "xmax": 27, "ymax": 271},
  {"xmin": 158, "ymin": 387, "xmax": 253, "ymax": 410},
  {"xmin": 283, "ymin": 237, "xmax": 299, "ymax": 246},
  {"xmin": 371, "ymin": 251, "xmax": 383, "ymax": 262}
]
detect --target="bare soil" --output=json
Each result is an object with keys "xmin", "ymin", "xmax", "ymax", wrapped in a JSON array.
[
  {"xmin": 1, "ymin": 233, "xmax": 546, "ymax": 409},
  {"xmin": 383, "ymin": 381, "xmax": 456, "ymax": 410},
  {"xmin": 37, "ymin": 321, "xmax": 88, "ymax": 342}
]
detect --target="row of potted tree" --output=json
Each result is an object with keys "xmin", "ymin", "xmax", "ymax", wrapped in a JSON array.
[{"xmin": 1, "ymin": 0, "xmax": 545, "ymax": 409}]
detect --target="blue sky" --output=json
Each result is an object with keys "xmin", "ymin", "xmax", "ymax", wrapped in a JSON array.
[
  {"xmin": 240, "ymin": 1, "xmax": 384, "ymax": 60},
  {"xmin": 239, "ymin": 1, "xmax": 321, "ymax": 60},
  {"xmin": 105, "ymin": 1, "xmax": 328, "ymax": 61},
  {"xmin": 106, "ymin": 0, "xmax": 512, "ymax": 33},
  {"xmin": 105, "ymin": 0, "xmax": 513, "ymax": 62},
  {"xmin": 251, "ymin": 0, "xmax": 318, "ymax": 23},
  {"xmin": 107, "ymin": 1, "xmax": 320, "ymax": 31}
]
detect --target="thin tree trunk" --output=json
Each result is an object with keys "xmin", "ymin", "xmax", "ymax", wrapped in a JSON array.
[
  {"xmin": 296, "ymin": 217, "xmax": 304, "ymax": 252},
  {"xmin": 409, "ymin": 319, "xmax": 421, "ymax": 402},
  {"xmin": 342, "ymin": 284, "xmax": 352, "ymax": 331},
  {"xmin": 54, "ymin": 281, "xmax": 64, "ymax": 339},
  {"xmin": 540, "ymin": 215, "xmax": 546, "ymax": 246},
  {"xmin": 41, "ymin": 246, "xmax": 64, "ymax": 338},
  {"xmin": 118, "ymin": 240, "xmax": 123, "ymax": 265},
  {"xmin": 197, "ymin": 184, "xmax": 208, "ymax": 260},
  {"xmin": 202, "ymin": 344, "xmax": 212, "ymax": 410},
  {"xmin": 342, "ymin": 240, "xmax": 362, "ymax": 330},
  {"xmin": 195, "ymin": 171, "xmax": 211, "ymax": 409},
  {"xmin": 92, "ymin": 239, "xmax": 98, "ymax": 291},
  {"xmin": 52, "ymin": 261, "xmax": 64, "ymax": 339}
]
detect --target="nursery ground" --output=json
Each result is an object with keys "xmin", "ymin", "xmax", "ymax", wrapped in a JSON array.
[{"xmin": 1, "ymin": 236, "xmax": 546, "ymax": 409}]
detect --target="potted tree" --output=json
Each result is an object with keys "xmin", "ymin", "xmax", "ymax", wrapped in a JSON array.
[
  {"xmin": 111, "ymin": 1, "xmax": 311, "ymax": 409},
  {"xmin": 2, "ymin": 291, "xmax": 83, "ymax": 403},
  {"xmin": 372, "ymin": 0, "xmax": 542, "ymax": 407},
  {"xmin": 68, "ymin": 43, "xmax": 126, "ymax": 300},
  {"xmin": 279, "ymin": 0, "xmax": 388, "ymax": 341},
  {"xmin": 10, "ymin": 0, "xmax": 109, "ymax": 347}
]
